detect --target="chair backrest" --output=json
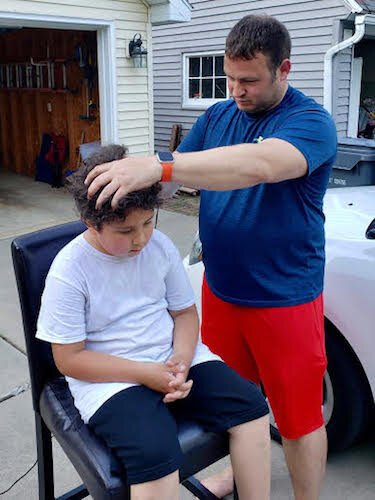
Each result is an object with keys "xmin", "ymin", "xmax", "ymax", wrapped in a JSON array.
[{"xmin": 11, "ymin": 220, "xmax": 86, "ymax": 413}]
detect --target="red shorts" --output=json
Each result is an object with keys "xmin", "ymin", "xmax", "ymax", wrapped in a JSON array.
[{"xmin": 201, "ymin": 276, "xmax": 327, "ymax": 439}]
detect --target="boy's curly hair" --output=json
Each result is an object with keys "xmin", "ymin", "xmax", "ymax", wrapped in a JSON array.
[{"xmin": 67, "ymin": 144, "xmax": 162, "ymax": 229}]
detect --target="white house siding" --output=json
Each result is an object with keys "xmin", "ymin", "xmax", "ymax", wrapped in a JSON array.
[
  {"xmin": 1, "ymin": 0, "xmax": 151, "ymax": 155},
  {"xmin": 335, "ymin": 46, "xmax": 353, "ymax": 137},
  {"xmin": 153, "ymin": 0, "xmax": 350, "ymax": 149}
]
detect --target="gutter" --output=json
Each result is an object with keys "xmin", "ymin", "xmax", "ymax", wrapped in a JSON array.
[
  {"xmin": 323, "ymin": 14, "xmax": 366, "ymax": 113},
  {"xmin": 342, "ymin": 0, "xmax": 364, "ymax": 13}
]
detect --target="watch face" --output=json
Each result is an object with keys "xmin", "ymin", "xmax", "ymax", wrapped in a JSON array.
[{"xmin": 157, "ymin": 151, "xmax": 174, "ymax": 163}]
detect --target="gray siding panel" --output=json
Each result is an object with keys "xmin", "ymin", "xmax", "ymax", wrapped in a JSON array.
[
  {"xmin": 153, "ymin": 0, "xmax": 349, "ymax": 150},
  {"xmin": 334, "ymin": 25, "xmax": 352, "ymax": 139}
]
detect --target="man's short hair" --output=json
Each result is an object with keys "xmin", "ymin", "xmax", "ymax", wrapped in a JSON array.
[
  {"xmin": 225, "ymin": 14, "xmax": 291, "ymax": 76},
  {"xmin": 67, "ymin": 144, "xmax": 162, "ymax": 230}
]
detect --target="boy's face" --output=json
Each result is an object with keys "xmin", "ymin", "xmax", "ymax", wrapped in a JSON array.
[{"xmin": 88, "ymin": 209, "xmax": 155, "ymax": 257}]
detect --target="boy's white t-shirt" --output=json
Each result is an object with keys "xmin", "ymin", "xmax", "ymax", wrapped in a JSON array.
[{"xmin": 36, "ymin": 229, "xmax": 220, "ymax": 423}]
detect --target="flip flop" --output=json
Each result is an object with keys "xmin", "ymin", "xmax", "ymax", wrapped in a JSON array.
[{"xmin": 182, "ymin": 475, "xmax": 221, "ymax": 499}]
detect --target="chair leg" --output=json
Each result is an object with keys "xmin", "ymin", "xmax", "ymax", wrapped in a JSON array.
[
  {"xmin": 233, "ymin": 481, "xmax": 239, "ymax": 500},
  {"xmin": 35, "ymin": 413, "xmax": 55, "ymax": 500},
  {"xmin": 57, "ymin": 484, "xmax": 89, "ymax": 500}
]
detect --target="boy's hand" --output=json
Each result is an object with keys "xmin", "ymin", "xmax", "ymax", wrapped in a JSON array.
[
  {"xmin": 138, "ymin": 357, "xmax": 193, "ymax": 402},
  {"xmin": 139, "ymin": 362, "xmax": 176, "ymax": 394},
  {"xmin": 163, "ymin": 378, "xmax": 193, "ymax": 403},
  {"xmin": 165, "ymin": 354, "xmax": 188, "ymax": 376},
  {"xmin": 163, "ymin": 354, "xmax": 193, "ymax": 403}
]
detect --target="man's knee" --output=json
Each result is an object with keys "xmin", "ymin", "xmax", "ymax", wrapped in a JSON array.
[{"xmin": 281, "ymin": 424, "xmax": 327, "ymax": 444}]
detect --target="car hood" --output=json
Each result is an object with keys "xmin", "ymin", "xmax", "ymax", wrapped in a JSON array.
[{"xmin": 324, "ymin": 186, "xmax": 375, "ymax": 241}]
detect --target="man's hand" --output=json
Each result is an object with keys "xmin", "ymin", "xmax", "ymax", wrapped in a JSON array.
[
  {"xmin": 163, "ymin": 354, "xmax": 193, "ymax": 403},
  {"xmin": 84, "ymin": 155, "xmax": 162, "ymax": 209}
]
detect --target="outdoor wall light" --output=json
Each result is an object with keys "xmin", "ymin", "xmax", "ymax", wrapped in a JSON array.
[{"xmin": 128, "ymin": 33, "xmax": 148, "ymax": 68}]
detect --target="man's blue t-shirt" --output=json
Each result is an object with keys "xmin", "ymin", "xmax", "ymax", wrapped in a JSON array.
[{"xmin": 178, "ymin": 86, "xmax": 337, "ymax": 307}]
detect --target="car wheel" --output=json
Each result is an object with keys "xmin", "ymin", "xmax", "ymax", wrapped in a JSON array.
[{"xmin": 268, "ymin": 322, "xmax": 373, "ymax": 452}]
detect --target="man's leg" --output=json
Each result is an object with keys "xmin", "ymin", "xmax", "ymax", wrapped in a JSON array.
[
  {"xmin": 201, "ymin": 279, "xmax": 327, "ymax": 499},
  {"xmin": 245, "ymin": 295, "xmax": 327, "ymax": 500},
  {"xmin": 282, "ymin": 425, "xmax": 327, "ymax": 500},
  {"xmin": 200, "ymin": 277, "xmax": 262, "ymax": 498},
  {"xmin": 201, "ymin": 425, "xmax": 327, "ymax": 500}
]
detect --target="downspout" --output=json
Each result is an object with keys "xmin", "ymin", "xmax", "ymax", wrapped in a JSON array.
[
  {"xmin": 323, "ymin": 14, "xmax": 366, "ymax": 113},
  {"xmin": 342, "ymin": 0, "xmax": 363, "ymax": 14}
]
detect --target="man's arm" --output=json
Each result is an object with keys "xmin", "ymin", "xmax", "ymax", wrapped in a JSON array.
[
  {"xmin": 173, "ymin": 138, "xmax": 307, "ymax": 189},
  {"xmin": 85, "ymin": 138, "xmax": 307, "ymax": 208},
  {"xmin": 52, "ymin": 341, "xmax": 176, "ymax": 394}
]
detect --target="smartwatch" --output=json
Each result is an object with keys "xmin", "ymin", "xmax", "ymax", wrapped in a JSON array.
[{"xmin": 156, "ymin": 151, "xmax": 174, "ymax": 182}]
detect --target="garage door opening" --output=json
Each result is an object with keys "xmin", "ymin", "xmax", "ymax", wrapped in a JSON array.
[{"xmin": 0, "ymin": 26, "xmax": 101, "ymax": 186}]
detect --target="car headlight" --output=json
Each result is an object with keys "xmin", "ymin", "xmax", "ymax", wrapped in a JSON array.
[{"xmin": 189, "ymin": 231, "xmax": 203, "ymax": 265}]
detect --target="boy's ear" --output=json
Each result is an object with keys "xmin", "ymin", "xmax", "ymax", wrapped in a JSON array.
[{"xmin": 82, "ymin": 217, "xmax": 93, "ymax": 229}]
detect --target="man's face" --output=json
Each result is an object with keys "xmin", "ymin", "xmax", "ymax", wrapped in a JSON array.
[
  {"xmin": 89, "ymin": 209, "xmax": 155, "ymax": 257},
  {"xmin": 224, "ymin": 53, "xmax": 290, "ymax": 114}
]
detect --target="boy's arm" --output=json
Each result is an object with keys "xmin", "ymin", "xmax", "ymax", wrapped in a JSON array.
[
  {"xmin": 163, "ymin": 304, "xmax": 198, "ymax": 403},
  {"xmin": 168, "ymin": 304, "xmax": 199, "ymax": 369},
  {"xmin": 52, "ymin": 341, "xmax": 175, "ymax": 394}
]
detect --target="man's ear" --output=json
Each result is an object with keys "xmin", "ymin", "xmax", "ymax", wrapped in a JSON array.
[{"xmin": 278, "ymin": 58, "xmax": 291, "ymax": 82}]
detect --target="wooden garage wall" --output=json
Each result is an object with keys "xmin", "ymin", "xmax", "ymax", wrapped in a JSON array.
[
  {"xmin": 0, "ymin": 0, "xmax": 151, "ymax": 176},
  {"xmin": 0, "ymin": 28, "xmax": 100, "ymax": 176}
]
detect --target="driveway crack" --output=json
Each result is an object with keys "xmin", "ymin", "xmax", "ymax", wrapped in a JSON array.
[{"xmin": 0, "ymin": 382, "xmax": 30, "ymax": 404}]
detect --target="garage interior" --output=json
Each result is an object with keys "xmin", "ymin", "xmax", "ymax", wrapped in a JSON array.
[{"xmin": 0, "ymin": 26, "xmax": 100, "ymax": 186}]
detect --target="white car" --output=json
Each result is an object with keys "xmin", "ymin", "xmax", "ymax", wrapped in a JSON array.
[{"xmin": 184, "ymin": 185, "xmax": 375, "ymax": 452}]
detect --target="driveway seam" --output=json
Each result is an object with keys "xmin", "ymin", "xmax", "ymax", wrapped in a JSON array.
[
  {"xmin": 0, "ymin": 333, "xmax": 26, "ymax": 356},
  {"xmin": 0, "ymin": 382, "xmax": 30, "ymax": 404}
]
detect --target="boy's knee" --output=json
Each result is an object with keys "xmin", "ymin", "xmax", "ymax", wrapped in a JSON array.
[
  {"xmin": 141, "ymin": 441, "xmax": 179, "ymax": 471},
  {"xmin": 126, "ymin": 439, "xmax": 182, "ymax": 485},
  {"xmin": 126, "ymin": 429, "xmax": 182, "ymax": 484},
  {"xmin": 228, "ymin": 413, "xmax": 270, "ymax": 436}
]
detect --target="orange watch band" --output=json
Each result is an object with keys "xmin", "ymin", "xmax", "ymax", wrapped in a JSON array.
[{"xmin": 161, "ymin": 162, "xmax": 173, "ymax": 182}]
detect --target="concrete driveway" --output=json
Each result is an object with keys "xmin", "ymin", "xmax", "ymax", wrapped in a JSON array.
[{"xmin": 0, "ymin": 170, "xmax": 374, "ymax": 499}]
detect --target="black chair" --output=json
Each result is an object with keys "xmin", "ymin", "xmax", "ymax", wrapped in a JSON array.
[{"xmin": 11, "ymin": 220, "xmax": 232, "ymax": 500}]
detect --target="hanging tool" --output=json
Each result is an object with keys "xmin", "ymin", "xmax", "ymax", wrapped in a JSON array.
[{"xmin": 76, "ymin": 131, "xmax": 85, "ymax": 169}]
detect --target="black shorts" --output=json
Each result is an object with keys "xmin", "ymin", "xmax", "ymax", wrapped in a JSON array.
[{"xmin": 88, "ymin": 361, "xmax": 268, "ymax": 484}]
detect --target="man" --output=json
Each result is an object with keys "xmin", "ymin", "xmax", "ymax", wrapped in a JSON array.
[{"xmin": 86, "ymin": 15, "xmax": 337, "ymax": 500}]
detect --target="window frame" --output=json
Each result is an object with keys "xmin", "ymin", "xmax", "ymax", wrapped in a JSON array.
[{"xmin": 182, "ymin": 51, "xmax": 228, "ymax": 110}]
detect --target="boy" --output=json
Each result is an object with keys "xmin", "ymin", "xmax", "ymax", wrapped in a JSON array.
[{"xmin": 36, "ymin": 145, "xmax": 270, "ymax": 500}]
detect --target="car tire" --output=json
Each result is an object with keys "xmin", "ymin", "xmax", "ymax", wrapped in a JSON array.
[
  {"xmin": 268, "ymin": 322, "xmax": 373, "ymax": 452},
  {"xmin": 324, "ymin": 323, "xmax": 373, "ymax": 452}
]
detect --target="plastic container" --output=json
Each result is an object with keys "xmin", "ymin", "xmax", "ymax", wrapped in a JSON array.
[{"xmin": 329, "ymin": 138, "xmax": 375, "ymax": 188}]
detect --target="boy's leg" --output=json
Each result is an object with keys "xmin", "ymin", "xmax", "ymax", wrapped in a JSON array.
[
  {"xmin": 131, "ymin": 471, "xmax": 179, "ymax": 500},
  {"xmin": 229, "ymin": 416, "xmax": 270, "ymax": 500},
  {"xmin": 172, "ymin": 361, "xmax": 270, "ymax": 499},
  {"xmin": 89, "ymin": 386, "xmax": 181, "ymax": 498}
]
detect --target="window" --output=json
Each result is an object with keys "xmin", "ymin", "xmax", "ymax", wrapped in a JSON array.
[
  {"xmin": 351, "ymin": 37, "xmax": 375, "ymax": 140},
  {"xmin": 183, "ymin": 52, "xmax": 228, "ymax": 109}
]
